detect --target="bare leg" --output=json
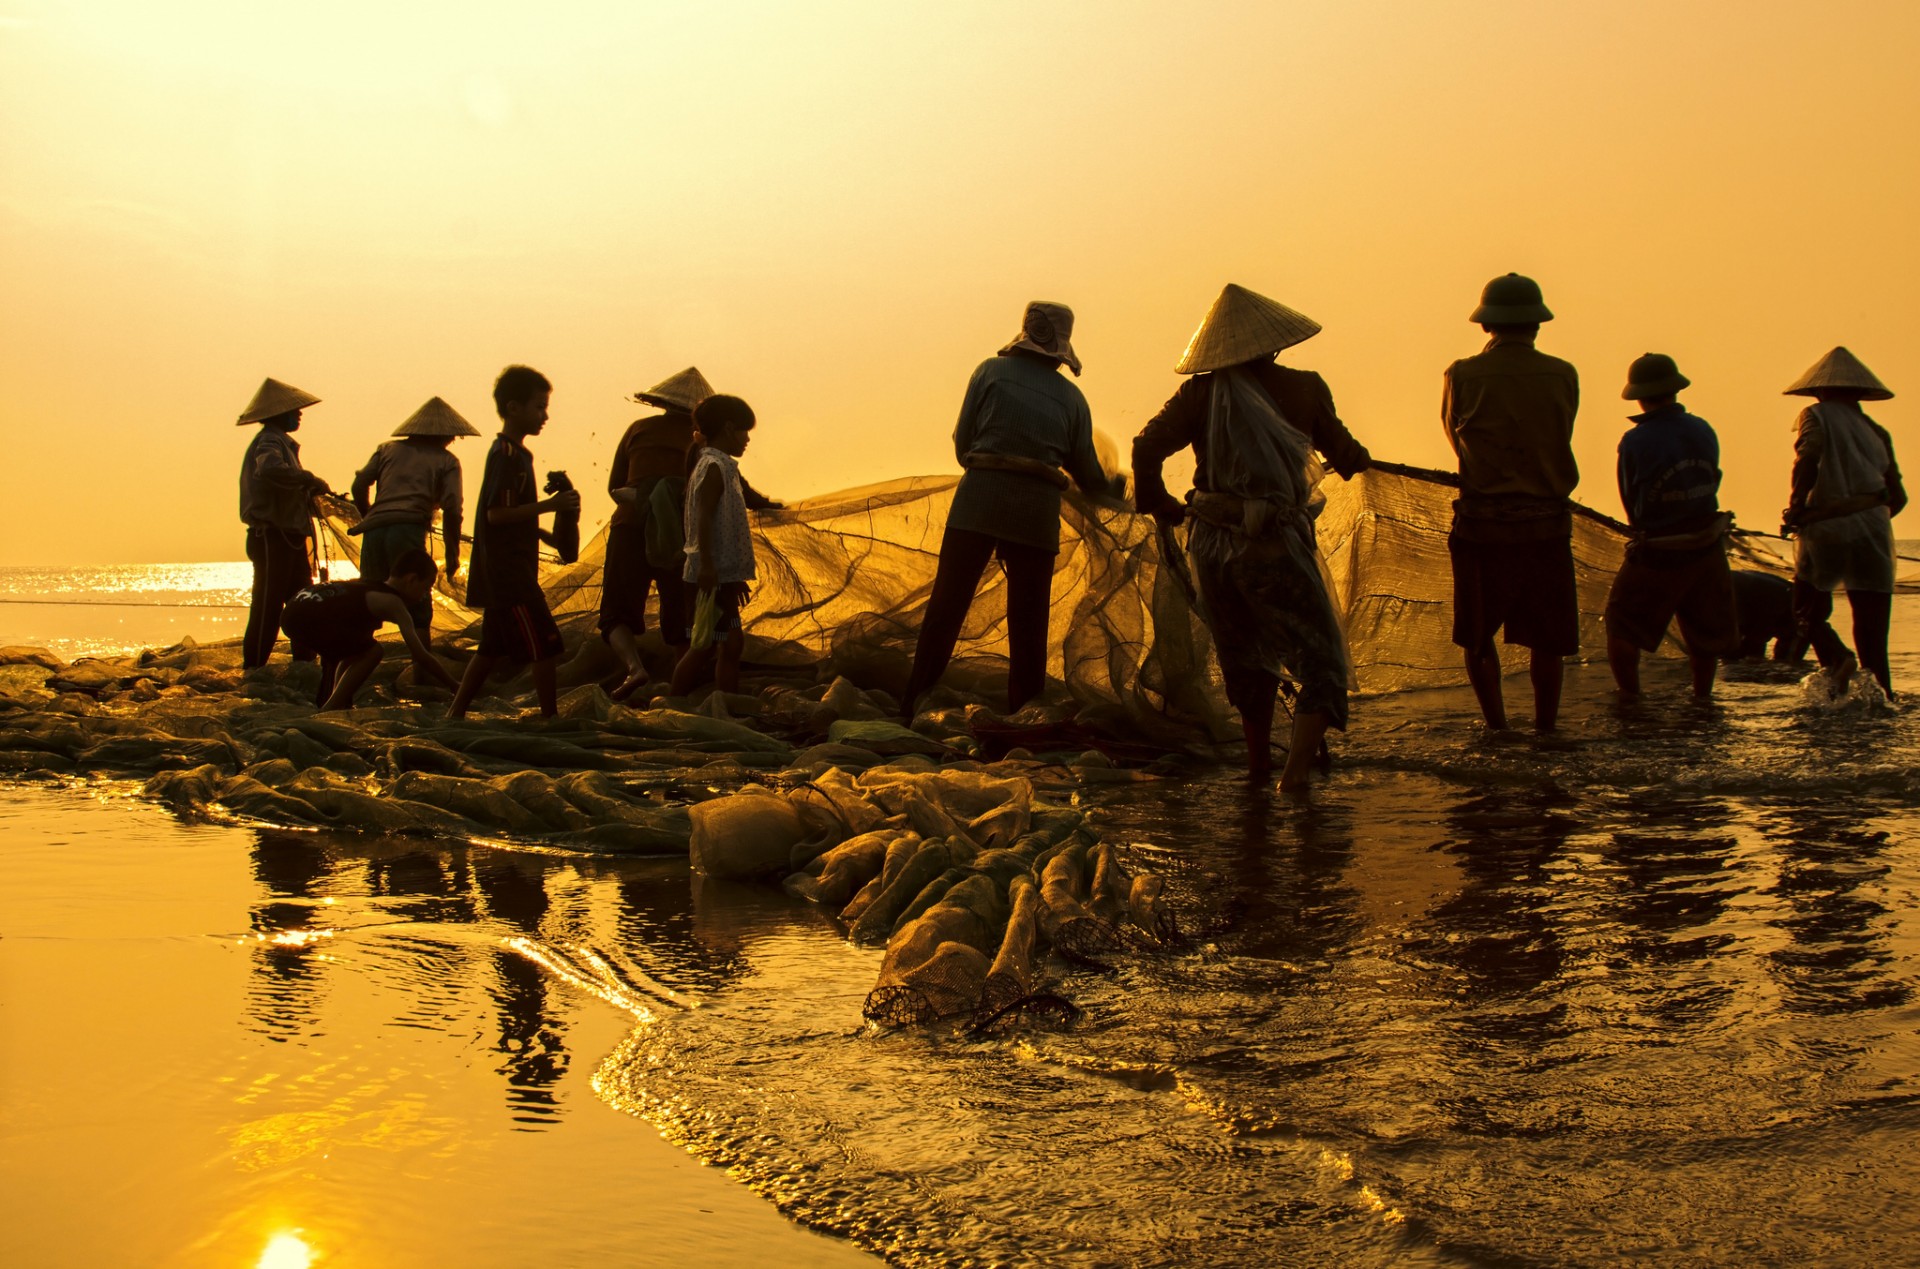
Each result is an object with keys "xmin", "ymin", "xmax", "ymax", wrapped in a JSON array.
[
  {"xmin": 670, "ymin": 645, "xmax": 716, "ymax": 698},
  {"xmin": 1279, "ymin": 709, "xmax": 1332, "ymax": 791},
  {"xmin": 1688, "ymin": 652, "xmax": 1717, "ymax": 699},
  {"xmin": 321, "ymin": 645, "xmax": 384, "ymax": 711},
  {"xmin": 1607, "ymin": 634, "xmax": 1642, "ymax": 699},
  {"xmin": 606, "ymin": 624, "xmax": 649, "ymax": 699},
  {"xmin": 529, "ymin": 656, "xmax": 559, "ymax": 717},
  {"xmin": 713, "ymin": 629, "xmax": 745, "ymax": 694},
  {"xmin": 1464, "ymin": 643, "xmax": 1508, "ymax": 730},
  {"xmin": 450, "ymin": 653, "xmax": 500, "ymax": 719},
  {"xmin": 1240, "ymin": 687, "xmax": 1277, "ymax": 779},
  {"xmin": 1529, "ymin": 650, "xmax": 1563, "ymax": 732}
]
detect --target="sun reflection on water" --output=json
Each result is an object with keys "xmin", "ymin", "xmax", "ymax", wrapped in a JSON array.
[{"xmin": 258, "ymin": 1230, "xmax": 315, "ymax": 1269}]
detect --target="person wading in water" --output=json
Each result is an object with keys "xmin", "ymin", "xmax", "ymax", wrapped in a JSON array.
[
  {"xmin": 901, "ymin": 300, "xmax": 1110, "ymax": 721},
  {"xmin": 236, "ymin": 377, "xmax": 332, "ymax": 671},
  {"xmin": 1131, "ymin": 283, "xmax": 1372, "ymax": 790}
]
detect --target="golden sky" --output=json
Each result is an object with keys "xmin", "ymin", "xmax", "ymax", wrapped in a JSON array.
[{"xmin": 1, "ymin": 0, "xmax": 1914, "ymax": 565}]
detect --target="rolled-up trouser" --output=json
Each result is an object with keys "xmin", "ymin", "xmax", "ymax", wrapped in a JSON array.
[
  {"xmin": 906, "ymin": 527, "xmax": 1054, "ymax": 712},
  {"xmin": 1794, "ymin": 580, "xmax": 1894, "ymax": 694},
  {"xmin": 243, "ymin": 526, "xmax": 314, "ymax": 668},
  {"xmin": 357, "ymin": 521, "xmax": 432, "ymax": 629}
]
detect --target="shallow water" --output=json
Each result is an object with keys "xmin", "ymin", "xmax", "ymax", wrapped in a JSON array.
[{"xmin": 3, "ymin": 579, "xmax": 1919, "ymax": 1265}]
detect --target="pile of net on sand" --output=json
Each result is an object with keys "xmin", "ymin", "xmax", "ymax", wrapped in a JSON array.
[
  {"xmin": 316, "ymin": 464, "xmax": 1807, "ymax": 740},
  {"xmin": 686, "ymin": 765, "xmax": 1177, "ymax": 1029}
]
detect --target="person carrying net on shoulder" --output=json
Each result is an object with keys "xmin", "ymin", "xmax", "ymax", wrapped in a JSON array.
[
  {"xmin": 669, "ymin": 394, "xmax": 760, "ymax": 698},
  {"xmin": 1131, "ymin": 283, "xmax": 1372, "ymax": 791}
]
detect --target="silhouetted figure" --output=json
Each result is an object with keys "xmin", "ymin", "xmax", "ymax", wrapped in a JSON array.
[
  {"xmin": 601, "ymin": 367, "xmax": 709, "ymax": 699},
  {"xmin": 349, "ymin": 396, "xmax": 476, "ymax": 632},
  {"xmin": 1132, "ymin": 285, "xmax": 1371, "ymax": 790},
  {"xmin": 237, "ymin": 377, "xmax": 330, "ymax": 669},
  {"xmin": 1780, "ymin": 347, "xmax": 1906, "ymax": 697},
  {"xmin": 670, "ymin": 395, "xmax": 762, "ymax": 697},
  {"xmin": 450, "ymin": 365, "xmax": 581, "ymax": 719},
  {"xmin": 1443, "ymin": 273, "xmax": 1580, "ymax": 732},
  {"xmin": 1602, "ymin": 354, "xmax": 1740, "ymax": 700},
  {"xmin": 1731, "ymin": 570, "xmax": 1805, "ymax": 661},
  {"xmin": 280, "ymin": 548, "xmax": 458, "ymax": 709},
  {"xmin": 903, "ymin": 301, "xmax": 1109, "ymax": 719}
]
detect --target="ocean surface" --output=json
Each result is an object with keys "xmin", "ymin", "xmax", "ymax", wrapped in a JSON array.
[{"xmin": 4, "ymin": 565, "xmax": 1919, "ymax": 1266}]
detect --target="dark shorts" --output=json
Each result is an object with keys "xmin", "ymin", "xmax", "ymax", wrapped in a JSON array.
[
  {"xmin": 478, "ymin": 598, "xmax": 566, "ymax": 662},
  {"xmin": 692, "ymin": 584, "xmax": 745, "ymax": 649},
  {"xmin": 1449, "ymin": 531, "xmax": 1579, "ymax": 656},
  {"xmin": 280, "ymin": 605, "xmax": 377, "ymax": 662},
  {"xmin": 1605, "ymin": 545, "xmax": 1740, "ymax": 655},
  {"xmin": 599, "ymin": 521, "xmax": 690, "ymax": 644}
]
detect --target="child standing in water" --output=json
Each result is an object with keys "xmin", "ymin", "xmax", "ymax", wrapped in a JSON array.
[
  {"xmin": 450, "ymin": 366, "xmax": 581, "ymax": 719},
  {"xmin": 670, "ymin": 395, "xmax": 758, "ymax": 697}
]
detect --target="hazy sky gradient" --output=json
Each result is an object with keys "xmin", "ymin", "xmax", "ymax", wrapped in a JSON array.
[{"xmin": 2, "ymin": 0, "xmax": 1914, "ymax": 564}]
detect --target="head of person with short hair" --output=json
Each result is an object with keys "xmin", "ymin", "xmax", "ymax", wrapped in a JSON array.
[
  {"xmin": 694, "ymin": 394, "xmax": 756, "ymax": 458},
  {"xmin": 384, "ymin": 548, "xmax": 439, "ymax": 607},
  {"xmin": 493, "ymin": 365, "xmax": 552, "ymax": 438}
]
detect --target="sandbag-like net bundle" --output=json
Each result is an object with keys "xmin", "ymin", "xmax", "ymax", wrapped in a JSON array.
[{"xmin": 318, "ymin": 465, "xmax": 1801, "ymax": 745}]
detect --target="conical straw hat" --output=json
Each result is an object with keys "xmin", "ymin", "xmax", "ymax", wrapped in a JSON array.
[
  {"xmin": 392, "ymin": 396, "xmax": 481, "ymax": 438},
  {"xmin": 1783, "ymin": 346, "xmax": 1893, "ymax": 401},
  {"xmin": 236, "ymin": 377, "xmax": 321, "ymax": 425},
  {"xmin": 1175, "ymin": 284, "xmax": 1322, "ymax": 374},
  {"xmin": 631, "ymin": 366, "xmax": 715, "ymax": 412}
]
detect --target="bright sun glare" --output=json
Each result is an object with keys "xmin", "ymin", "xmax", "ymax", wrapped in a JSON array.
[{"xmin": 258, "ymin": 1230, "xmax": 315, "ymax": 1269}]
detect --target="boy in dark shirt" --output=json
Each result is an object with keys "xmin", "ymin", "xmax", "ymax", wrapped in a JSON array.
[
  {"xmin": 281, "ymin": 549, "xmax": 458, "ymax": 710},
  {"xmin": 1603, "ymin": 354, "xmax": 1739, "ymax": 699},
  {"xmin": 450, "ymin": 366, "xmax": 581, "ymax": 719}
]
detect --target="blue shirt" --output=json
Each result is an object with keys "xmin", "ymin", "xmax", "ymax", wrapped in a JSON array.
[
  {"xmin": 945, "ymin": 352, "xmax": 1106, "ymax": 553},
  {"xmin": 1616, "ymin": 403, "xmax": 1721, "ymax": 534}
]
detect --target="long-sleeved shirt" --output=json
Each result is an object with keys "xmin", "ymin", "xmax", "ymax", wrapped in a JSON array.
[
  {"xmin": 239, "ymin": 426, "xmax": 316, "ymax": 532},
  {"xmin": 1442, "ymin": 335, "xmax": 1579, "ymax": 503},
  {"xmin": 350, "ymin": 439, "xmax": 463, "ymax": 534},
  {"xmin": 608, "ymin": 411, "xmax": 696, "ymax": 527},
  {"xmin": 1131, "ymin": 360, "xmax": 1370, "ymax": 516},
  {"xmin": 946, "ymin": 351, "xmax": 1107, "ymax": 553},
  {"xmin": 1788, "ymin": 402, "xmax": 1907, "ymax": 519},
  {"xmin": 1615, "ymin": 403, "xmax": 1721, "ymax": 535}
]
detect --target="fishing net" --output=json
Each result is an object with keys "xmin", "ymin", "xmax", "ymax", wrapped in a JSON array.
[{"xmin": 318, "ymin": 463, "xmax": 1804, "ymax": 740}]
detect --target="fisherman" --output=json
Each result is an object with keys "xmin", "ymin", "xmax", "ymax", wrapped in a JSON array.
[
  {"xmin": 449, "ymin": 366, "xmax": 581, "ymax": 720},
  {"xmin": 901, "ymin": 301, "xmax": 1109, "ymax": 720},
  {"xmin": 669, "ymin": 395, "xmax": 762, "ymax": 697},
  {"xmin": 281, "ymin": 548, "xmax": 460, "ymax": 710},
  {"xmin": 237, "ymin": 377, "xmax": 332, "ymax": 671},
  {"xmin": 600, "ymin": 367, "xmax": 711, "ymax": 700},
  {"xmin": 1443, "ymin": 273, "xmax": 1581, "ymax": 732},
  {"xmin": 348, "ymin": 396, "xmax": 477, "ymax": 636},
  {"xmin": 1132, "ymin": 284, "xmax": 1372, "ymax": 789},
  {"xmin": 1780, "ymin": 347, "xmax": 1906, "ymax": 697},
  {"xmin": 1602, "ymin": 354, "xmax": 1739, "ymax": 699},
  {"xmin": 1731, "ymin": 570, "xmax": 1805, "ymax": 661}
]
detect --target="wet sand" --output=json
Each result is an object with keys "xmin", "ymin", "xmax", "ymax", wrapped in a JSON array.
[{"xmin": 0, "ymin": 789, "xmax": 873, "ymax": 1268}]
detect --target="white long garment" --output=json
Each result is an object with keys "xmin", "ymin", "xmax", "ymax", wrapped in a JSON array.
[
  {"xmin": 1795, "ymin": 401, "xmax": 1895, "ymax": 592},
  {"xmin": 682, "ymin": 448, "xmax": 757, "ymax": 585}
]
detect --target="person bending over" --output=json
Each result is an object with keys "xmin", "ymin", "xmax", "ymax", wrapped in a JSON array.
[
  {"xmin": 670, "ymin": 395, "xmax": 760, "ymax": 698},
  {"xmin": 450, "ymin": 365, "xmax": 581, "ymax": 719},
  {"xmin": 281, "ymin": 549, "xmax": 458, "ymax": 710}
]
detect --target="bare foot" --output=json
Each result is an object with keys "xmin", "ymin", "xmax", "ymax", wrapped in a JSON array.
[{"xmin": 611, "ymin": 667, "xmax": 650, "ymax": 702}]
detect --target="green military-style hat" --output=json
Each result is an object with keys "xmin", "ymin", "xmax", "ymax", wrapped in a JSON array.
[
  {"xmin": 1622, "ymin": 353, "xmax": 1690, "ymax": 400},
  {"xmin": 1470, "ymin": 273, "xmax": 1554, "ymax": 324}
]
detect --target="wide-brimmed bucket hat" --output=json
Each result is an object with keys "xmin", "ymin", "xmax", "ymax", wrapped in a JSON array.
[
  {"xmin": 1470, "ymin": 273, "xmax": 1554, "ymax": 324},
  {"xmin": 1622, "ymin": 353, "xmax": 1691, "ymax": 401},
  {"xmin": 1175, "ymin": 284, "xmax": 1321, "ymax": 375},
  {"xmin": 632, "ymin": 367, "xmax": 716, "ymax": 412},
  {"xmin": 1783, "ymin": 346, "xmax": 1893, "ymax": 401},
  {"xmin": 236, "ymin": 377, "xmax": 321, "ymax": 426},
  {"xmin": 1001, "ymin": 301, "xmax": 1082, "ymax": 376},
  {"xmin": 392, "ymin": 396, "xmax": 481, "ymax": 438}
]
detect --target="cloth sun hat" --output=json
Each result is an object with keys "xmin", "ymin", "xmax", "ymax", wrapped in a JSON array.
[
  {"xmin": 392, "ymin": 396, "xmax": 481, "ymax": 438},
  {"xmin": 1469, "ymin": 273, "xmax": 1554, "ymax": 324},
  {"xmin": 236, "ymin": 377, "xmax": 321, "ymax": 426},
  {"xmin": 1174, "ymin": 284, "xmax": 1321, "ymax": 375},
  {"xmin": 1783, "ymin": 346, "xmax": 1893, "ymax": 401},
  {"xmin": 1622, "ymin": 353, "xmax": 1691, "ymax": 401},
  {"xmin": 1001, "ymin": 301, "xmax": 1082, "ymax": 376},
  {"xmin": 632, "ymin": 367, "xmax": 716, "ymax": 412}
]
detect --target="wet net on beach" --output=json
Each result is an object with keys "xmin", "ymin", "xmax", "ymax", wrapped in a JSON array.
[{"xmin": 317, "ymin": 464, "xmax": 1808, "ymax": 737}]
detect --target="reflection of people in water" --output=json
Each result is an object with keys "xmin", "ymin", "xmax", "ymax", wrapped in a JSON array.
[
  {"xmin": 475, "ymin": 858, "xmax": 569, "ymax": 1126},
  {"xmin": 1763, "ymin": 806, "xmax": 1909, "ymax": 1016},
  {"xmin": 245, "ymin": 831, "xmax": 337, "ymax": 1042}
]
